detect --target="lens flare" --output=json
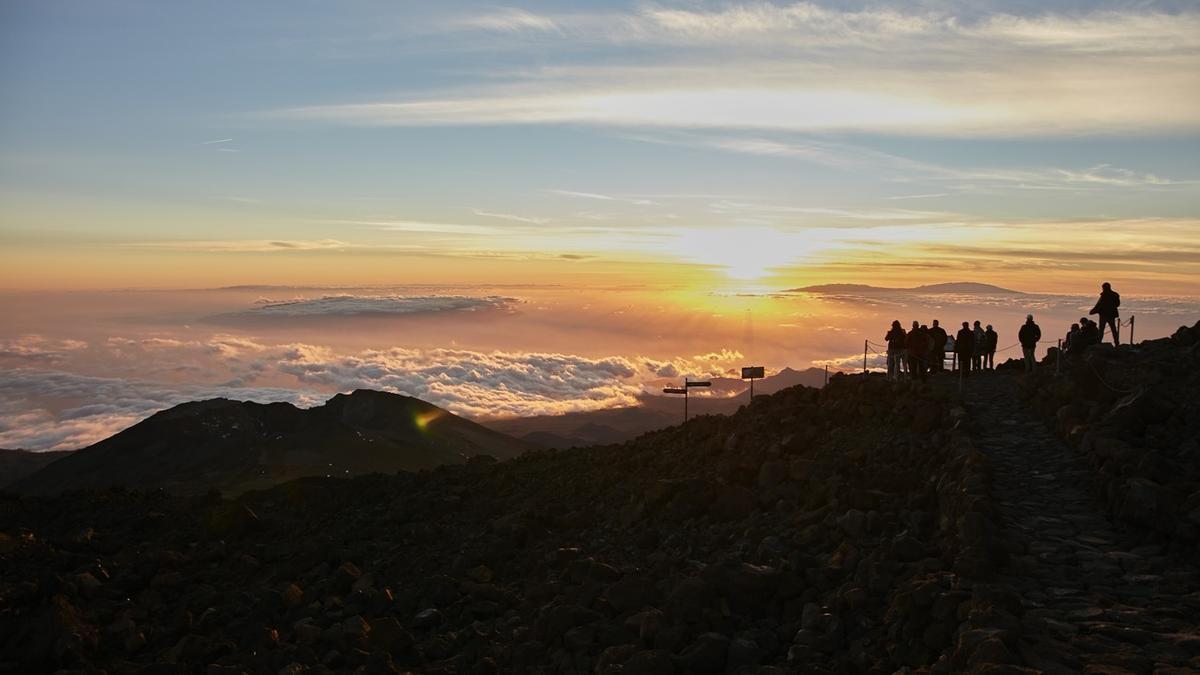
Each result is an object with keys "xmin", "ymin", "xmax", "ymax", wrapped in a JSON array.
[{"xmin": 414, "ymin": 409, "xmax": 444, "ymax": 431}]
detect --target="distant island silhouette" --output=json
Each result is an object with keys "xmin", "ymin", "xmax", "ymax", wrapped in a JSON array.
[{"xmin": 788, "ymin": 282, "xmax": 1025, "ymax": 295}]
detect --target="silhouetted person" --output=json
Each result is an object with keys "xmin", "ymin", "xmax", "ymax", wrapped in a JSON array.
[
  {"xmin": 955, "ymin": 322, "xmax": 975, "ymax": 377},
  {"xmin": 1018, "ymin": 314, "xmax": 1041, "ymax": 372},
  {"xmin": 885, "ymin": 320, "xmax": 907, "ymax": 379},
  {"xmin": 1078, "ymin": 317, "xmax": 1101, "ymax": 348},
  {"xmin": 1090, "ymin": 282, "xmax": 1121, "ymax": 345},
  {"xmin": 1064, "ymin": 323, "xmax": 1080, "ymax": 354},
  {"xmin": 984, "ymin": 324, "xmax": 998, "ymax": 370},
  {"xmin": 907, "ymin": 321, "xmax": 930, "ymax": 381},
  {"xmin": 929, "ymin": 320, "xmax": 948, "ymax": 373},
  {"xmin": 972, "ymin": 320, "xmax": 986, "ymax": 372}
]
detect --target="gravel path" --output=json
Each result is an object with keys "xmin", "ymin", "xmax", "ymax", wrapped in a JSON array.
[{"xmin": 963, "ymin": 373, "xmax": 1200, "ymax": 674}]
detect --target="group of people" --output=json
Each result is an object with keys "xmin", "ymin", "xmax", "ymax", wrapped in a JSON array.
[
  {"xmin": 881, "ymin": 282, "xmax": 1123, "ymax": 380},
  {"xmin": 884, "ymin": 319, "xmax": 1000, "ymax": 380},
  {"xmin": 1064, "ymin": 282, "xmax": 1122, "ymax": 354}
]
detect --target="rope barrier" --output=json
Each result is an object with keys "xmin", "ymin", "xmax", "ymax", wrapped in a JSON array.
[{"xmin": 1084, "ymin": 357, "xmax": 1138, "ymax": 396}]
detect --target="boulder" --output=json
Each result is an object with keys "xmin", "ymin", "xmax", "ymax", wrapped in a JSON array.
[
  {"xmin": 606, "ymin": 575, "xmax": 659, "ymax": 614},
  {"xmin": 677, "ymin": 632, "xmax": 730, "ymax": 675},
  {"xmin": 708, "ymin": 486, "xmax": 756, "ymax": 522}
]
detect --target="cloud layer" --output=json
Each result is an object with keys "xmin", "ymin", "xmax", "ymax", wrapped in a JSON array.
[
  {"xmin": 1, "ymin": 335, "xmax": 748, "ymax": 450},
  {"xmin": 0, "ymin": 369, "xmax": 325, "ymax": 452}
]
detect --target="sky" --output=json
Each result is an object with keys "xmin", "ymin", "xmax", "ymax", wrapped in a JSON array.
[
  {"xmin": 2, "ymin": 0, "xmax": 1198, "ymax": 292},
  {"xmin": 1, "ymin": 1, "xmax": 1199, "ymax": 449}
]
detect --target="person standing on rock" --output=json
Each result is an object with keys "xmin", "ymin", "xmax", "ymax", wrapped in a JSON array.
[
  {"xmin": 907, "ymin": 321, "xmax": 931, "ymax": 381},
  {"xmin": 1018, "ymin": 314, "xmax": 1041, "ymax": 372},
  {"xmin": 885, "ymin": 320, "xmax": 907, "ymax": 379},
  {"xmin": 1090, "ymin": 282, "xmax": 1121, "ymax": 345},
  {"xmin": 929, "ymin": 320, "xmax": 948, "ymax": 373},
  {"xmin": 955, "ymin": 322, "xmax": 975, "ymax": 377},
  {"xmin": 972, "ymin": 320, "xmax": 986, "ymax": 372},
  {"xmin": 984, "ymin": 324, "xmax": 998, "ymax": 370}
]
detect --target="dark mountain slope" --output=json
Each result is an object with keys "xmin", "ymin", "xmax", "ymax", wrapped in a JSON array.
[
  {"xmin": 0, "ymin": 374, "xmax": 1008, "ymax": 673},
  {"xmin": 488, "ymin": 367, "xmax": 830, "ymax": 449},
  {"xmin": 8, "ymin": 390, "xmax": 531, "ymax": 496},
  {"xmin": 0, "ymin": 449, "xmax": 73, "ymax": 489}
]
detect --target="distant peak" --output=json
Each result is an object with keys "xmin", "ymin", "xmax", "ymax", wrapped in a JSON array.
[{"xmin": 788, "ymin": 281, "xmax": 1023, "ymax": 295}]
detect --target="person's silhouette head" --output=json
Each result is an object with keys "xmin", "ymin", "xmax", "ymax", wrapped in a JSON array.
[
  {"xmin": 892, "ymin": 320, "xmax": 901, "ymax": 329},
  {"xmin": 932, "ymin": 319, "xmax": 940, "ymax": 327},
  {"xmin": 1071, "ymin": 323, "xmax": 1080, "ymax": 331},
  {"xmin": 1102, "ymin": 282, "xmax": 1111, "ymax": 291},
  {"xmin": 986, "ymin": 324, "xmax": 993, "ymax": 331},
  {"xmin": 962, "ymin": 322, "xmax": 969, "ymax": 329},
  {"xmin": 974, "ymin": 320, "xmax": 981, "ymax": 328},
  {"xmin": 912, "ymin": 321, "xmax": 919, "ymax": 330},
  {"xmin": 1026, "ymin": 313, "xmax": 1034, "ymax": 322}
]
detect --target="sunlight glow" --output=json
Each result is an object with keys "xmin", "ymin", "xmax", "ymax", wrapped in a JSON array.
[{"xmin": 667, "ymin": 226, "xmax": 829, "ymax": 280}]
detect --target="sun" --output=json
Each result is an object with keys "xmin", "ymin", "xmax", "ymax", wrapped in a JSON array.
[{"xmin": 668, "ymin": 226, "xmax": 822, "ymax": 281}]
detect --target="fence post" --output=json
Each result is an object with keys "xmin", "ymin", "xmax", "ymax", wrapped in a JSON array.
[
  {"xmin": 1056, "ymin": 339, "xmax": 1061, "ymax": 376},
  {"xmin": 1130, "ymin": 315, "xmax": 1135, "ymax": 344},
  {"xmin": 825, "ymin": 364, "xmax": 829, "ymax": 386},
  {"xmin": 863, "ymin": 340, "xmax": 868, "ymax": 374}
]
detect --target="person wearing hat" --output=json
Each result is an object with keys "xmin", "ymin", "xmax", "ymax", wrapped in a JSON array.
[{"xmin": 1018, "ymin": 314, "xmax": 1041, "ymax": 373}]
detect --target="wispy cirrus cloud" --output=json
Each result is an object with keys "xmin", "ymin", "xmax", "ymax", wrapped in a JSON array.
[
  {"xmin": 450, "ymin": 7, "xmax": 562, "ymax": 34},
  {"xmin": 267, "ymin": 5, "xmax": 1200, "ymax": 136},
  {"xmin": 122, "ymin": 239, "xmax": 359, "ymax": 253},
  {"xmin": 644, "ymin": 133, "xmax": 1199, "ymax": 192},
  {"xmin": 544, "ymin": 189, "xmax": 660, "ymax": 206},
  {"xmin": 470, "ymin": 209, "xmax": 551, "ymax": 225}
]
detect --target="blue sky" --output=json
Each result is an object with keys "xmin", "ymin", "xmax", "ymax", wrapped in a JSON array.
[{"xmin": 2, "ymin": 0, "xmax": 1198, "ymax": 292}]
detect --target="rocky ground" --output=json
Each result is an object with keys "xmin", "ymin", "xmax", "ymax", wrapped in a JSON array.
[
  {"xmin": 1, "ymin": 375, "xmax": 1007, "ymax": 674},
  {"xmin": 1024, "ymin": 320, "xmax": 1200, "ymax": 555},
  {"xmin": 0, "ymin": 321, "xmax": 1197, "ymax": 674}
]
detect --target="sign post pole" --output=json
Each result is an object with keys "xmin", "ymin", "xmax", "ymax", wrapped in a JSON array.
[
  {"xmin": 740, "ymin": 366, "xmax": 764, "ymax": 403},
  {"xmin": 663, "ymin": 379, "xmax": 711, "ymax": 424}
]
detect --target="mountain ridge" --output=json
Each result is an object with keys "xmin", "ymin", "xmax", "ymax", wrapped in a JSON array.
[
  {"xmin": 8, "ymin": 389, "xmax": 532, "ymax": 496},
  {"xmin": 788, "ymin": 281, "xmax": 1024, "ymax": 295}
]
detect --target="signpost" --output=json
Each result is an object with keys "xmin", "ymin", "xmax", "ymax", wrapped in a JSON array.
[
  {"xmin": 662, "ymin": 377, "xmax": 711, "ymax": 423},
  {"xmin": 741, "ymin": 366, "xmax": 764, "ymax": 400}
]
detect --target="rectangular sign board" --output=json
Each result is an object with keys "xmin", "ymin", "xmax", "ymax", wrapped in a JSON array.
[
  {"xmin": 686, "ymin": 381, "xmax": 711, "ymax": 387},
  {"xmin": 741, "ymin": 366, "xmax": 765, "ymax": 380},
  {"xmin": 662, "ymin": 387, "xmax": 687, "ymax": 394}
]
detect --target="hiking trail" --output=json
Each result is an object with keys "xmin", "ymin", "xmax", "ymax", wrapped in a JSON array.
[{"xmin": 962, "ymin": 373, "xmax": 1200, "ymax": 673}]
